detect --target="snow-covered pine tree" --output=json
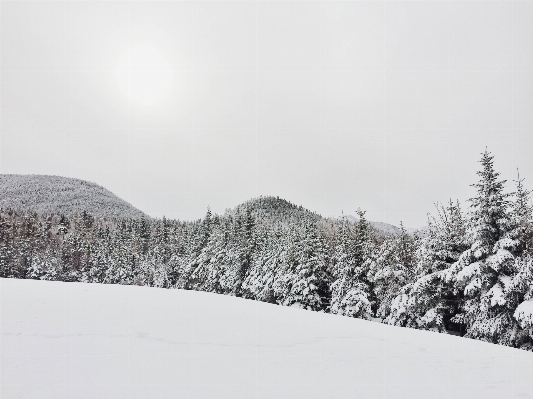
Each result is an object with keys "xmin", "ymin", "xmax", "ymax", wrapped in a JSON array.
[
  {"xmin": 273, "ymin": 220, "xmax": 331, "ymax": 311},
  {"xmin": 103, "ymin": 222, "xmax": 135, "ymax": 285},
  {"xmin": 187, "ymin": 223, "xmax": 227, "ymax": 293},
  {"xmin": 368, "ymin": 222, "xmax": 417, "ymax": 322},
  {"xmin": 509, "ymin": 254, "xmax": 533, "ymax": 350},
  {"xmin": 57, "ymin": 214, "xmax": 69, "ymax": 236},
  {"xmin": 28, "ymin": 249, "xmax": 59, "ymax": 281},
  {"xmin": 241, "ymin": 228, "xmax": 285, "ymax": 303},
  {"xmin": 83, "ymin": 241, "xmax": 108, "ymax": 284},
  {"xmin": 505, "ymin": 173, "xmax": 533, "ymax": 349},
  {"xmin": 0, "ymin": 211, "xmax": 16, "ymax": 278},
  {"xmin": 219, "ymin": 207, "xmax": 256, "ymax": 296},
  {"xmin": 446, "ymin": 150, "xmax": 521, "ymax": 345},
  {"xmin": 389, "ymin": 201, "xmax": 468, "ymax": 332},
  {"xmin": 330, "ymin": 209, "xmax": 373, "ymax": 320},
  {"xmin": 507, "ymin": 173, "xmax": 533, "ymax": 254},
  {"xmin": 178, "ymin": 209, "xmax": 215, "ymax": 290}
]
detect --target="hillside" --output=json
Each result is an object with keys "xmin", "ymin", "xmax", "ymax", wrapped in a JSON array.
[
  {"xmin": 2, "ymin": 278, "xmax": 532, "ymax": 399},
  {"xmin": 0, "ymin": 174, "xmax": 413, "ymax": 235},
  {"xmin": 339, "ymin": 214, "xmax": 425, "ymax": 236},
  {"xmin": 234, "ymin": 196, "xmax": 321, "ymax": 224},
  {"xmin": 0, "ymin": 174, "xmax": 148, "ymax": 219},
  {"xmin": 236, "ymin": 196, "xmax": 414, "ymax": 236}
]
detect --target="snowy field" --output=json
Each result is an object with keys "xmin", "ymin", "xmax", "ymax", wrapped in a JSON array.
[{"xmin": 2, "ymin": 278, "xmax": 533, "ymax": 399}]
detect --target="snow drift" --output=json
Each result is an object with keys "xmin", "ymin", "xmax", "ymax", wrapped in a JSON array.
[{"xmin": 2, "ymin": 278, "xmax": 532, "ymax": 399}]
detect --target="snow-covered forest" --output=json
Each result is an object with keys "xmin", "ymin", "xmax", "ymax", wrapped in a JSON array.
[{"xmin": 1, "ymin": 150, "xmax": 532, "ymax": 351}]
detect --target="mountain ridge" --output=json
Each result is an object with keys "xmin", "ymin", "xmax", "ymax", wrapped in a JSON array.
[
  {"xmin": 0, "ymin": 174, "xmax": 148, "ymax": 219},
  {"xmin": 0, "ymin": 174, "xmax": 417, "ymax": 235}
]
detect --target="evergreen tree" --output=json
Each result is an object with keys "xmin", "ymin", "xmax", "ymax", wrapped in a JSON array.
[
  {"xmin": 446, "ymin": 150, "xmax": 519, "ymax": 345},
  {"xmin": 390, "ymin": 201, "xmax": 468, "ymax": 332},
  {"xmin": 505, "ymin": 174, "xmax": 533, "ymax": 349},
  {"xmin": 508, "ymin": 172, "xmax": 533, "ymax": 254},
  {"xmin": 57, "ymin": 214, "xmax": 69, "ymax": 236},
  {"xmin": 330, "ymin": 210, "xmax": 373, "ymax": 320},
  {"xmin": 0, "ymin": 212, "xmax": 15, "ymax": 278},
  {"xmin": 273, "ymin": 221, "xmax": 331, "ymax": 311},
  {"xmin": 242, "ymin": 228, "xmax": 284, "ymax": 303},
  {"xmin": 368, "ymin": 223, "xmax": 417, "ymax": 322}
]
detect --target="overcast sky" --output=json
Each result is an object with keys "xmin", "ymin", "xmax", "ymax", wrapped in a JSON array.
[{"xmin": 1, "ymin": 1, "xmax": 532, "ymax": 227}]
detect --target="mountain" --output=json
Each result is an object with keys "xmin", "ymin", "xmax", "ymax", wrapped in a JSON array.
[
  {"xmin": 235, "ymin": 196, "xmax": 423, "ymax": 237},
  {"xmin": 0, "ymin": 174, "xmax": 148, "ymax": 219},
  {"xmin": 3, "ymin": 277, "xmax": 531, "ymax": 399},
  {"xmin": 337, "ymin": 214, "xmax": 426, "ymax": 236},
  {"xmin": 0, "ymin": 174, "xmax": 421, "ymax": 234},
  {"xmin": 234, "ymin": 196, "xmax": 321, "ymax": 224}
]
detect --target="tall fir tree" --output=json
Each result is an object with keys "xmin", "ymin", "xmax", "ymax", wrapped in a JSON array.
[
  {"xmin": 368, "ymin": 223, "xmax": 417, "ymax": 322},
  {"xmin": 446, "ymin": 150, "xmax": 520, "ymax": 345},
  {"xmin": 389, "ymin": 201, "xmax": 468, "ymax": 332},
  {"xmin": 330, "ymin": 210, "xmax": 373, "ymax": 320}
]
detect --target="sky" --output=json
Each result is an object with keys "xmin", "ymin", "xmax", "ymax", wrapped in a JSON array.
[{"xmin": 1, "ymin": 1, "xmax": 533, "ymax": 228}]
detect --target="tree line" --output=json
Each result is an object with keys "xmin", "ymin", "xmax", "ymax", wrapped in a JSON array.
[{"xmin": 1, "ymin": 150, "xmax": 532, "ymax": 350}]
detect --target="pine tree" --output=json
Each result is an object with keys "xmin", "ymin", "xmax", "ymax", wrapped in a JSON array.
[
  {"xmin": 368, "ymin": 223, "xmax": 417, "ymax": 322},
  {"xmin": 0, "ymin": 212, "xmax": 15, "ymax": 278},
  {"xmin": 447, "ymin": 150, "xmax": 520, "ymax": 345},
  {"xmin": 505, "ymin": 173, "xmax": 533, "ymax": 349},
  {"xmin": 390, "ymin": 201, "xmax": 468, "ymax": 332},
  {"xmin": 508, "ymin": 255, "xmax": 533, "ymax": 350},
  {"xmin": 507, "ymin": 172, "xmax": 533, "ymax": 254},
  {"xmin": 57, "ymin": 214, "xmax": 69, "ymax": 236},
  {"xmin": 241, "ymin": 228, "xmax": 284, "ymax": 303},
  {"xmin": 179, "ymin": 209, "xmax": 214, "ymax": 290},
  {"xmin": 273, "ymin": 220, "xmax": 331, "ymax": 311},
  {"xmin": 330, "ymin": 209, "xmax": 373, "ymax": 320}
]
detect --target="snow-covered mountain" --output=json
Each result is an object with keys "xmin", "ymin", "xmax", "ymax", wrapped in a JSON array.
[
  {"xmin": 2, "ymin": 278, "xmax": 531, "ymax": 399},
  {"xmin": 0, "ymin": 174, "xmax": 418, "ymax": 235},
  {"xmin": 336, "ymin": 214, "xmax": 426, "ymax": 236},
  {"xmin": 0, "ymin": 174, "xmax": 147, "ymax": 219},
  {"xmin": 234, "ymin": 196, "xmax": 423, "ymax": 237},
  {"xmin": 234, "ymin": 196, "xmax": 321, "ymax": 224}
]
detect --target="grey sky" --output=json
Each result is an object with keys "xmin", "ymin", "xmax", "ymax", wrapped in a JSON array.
[{"xmin": 1, "ymin": 1, "xmax": 532, "ymax": 227}]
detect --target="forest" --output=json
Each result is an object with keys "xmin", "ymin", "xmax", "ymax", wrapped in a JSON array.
[{"xmin": 1, "ymin": 150, "xmax": 532, "ymax": 351}]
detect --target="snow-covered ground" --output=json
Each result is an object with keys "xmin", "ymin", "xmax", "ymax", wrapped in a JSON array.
[{"xmin": 2, "ymin": 278, "xmax": 532, "ymax": 399}]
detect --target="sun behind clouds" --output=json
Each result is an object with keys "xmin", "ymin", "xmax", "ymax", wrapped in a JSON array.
[{"xmin": 116, "ymin": 45, "xmax": 173, "ymax": 106}]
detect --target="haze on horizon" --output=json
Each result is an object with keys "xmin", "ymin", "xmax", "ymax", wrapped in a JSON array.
[{"xmin": 1, "ymin": 1, "xmax": 532, "ymax": 228}]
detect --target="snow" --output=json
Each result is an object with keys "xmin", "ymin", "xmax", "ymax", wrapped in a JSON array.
[
  {"xmin": 499, "ymin": 275, "xmax": 512, "ymax": 289},
  {"xmin": 486, "ymin": 249, "xmax": 514, "ymax": 272},
  {"xmin": 515, "ymin": 300, "xmax": 533, "ymax": 329},
  {"xmin": 487, "ymin": 282, "xmax": 506, "ymax": 307},
  {"xmin": 456, "ymin": 261, "xmax": 481, "ymax": 284},
  {"xmin": 2, "ymin": 278, "xmax": 533, "ymax": 399}
]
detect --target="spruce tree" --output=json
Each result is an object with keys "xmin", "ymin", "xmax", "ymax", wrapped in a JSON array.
[
  {"xmin": 447, "ymin": 150, "xmax": 520, "ymax": 345},
  {"xmin": 330, "ymin": 209, "xmax": 373, "ymax": 320},
  {"xmin": 368, "ymin": 223, "xmax": 417, "ymax": 322},
  {"xmin": 390, "ymin": 201, "xmax": 468, "ymax": 332},
  {"xmin": 273, "ymin": 220, "xmax": 330, "ymax": 311},
  {"xmin": 505, "ymin": 173, "xmax": 533, "ymax": 349}
]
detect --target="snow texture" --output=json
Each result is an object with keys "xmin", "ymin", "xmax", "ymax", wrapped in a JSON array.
[
  {"xmin": 515, "ymin": 300, "xmax": 533, "ymax": 329},
  {"xmin": 2, "ymin": 278, "xmax": 532, "ymax": 399}
]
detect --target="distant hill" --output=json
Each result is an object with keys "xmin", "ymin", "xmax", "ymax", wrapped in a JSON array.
[
  {"xmin": 337, "ymin": 214, "xmax": 426, "ymax": 237},
  {"xmin": 0, "ymin": 174, "xmax": 422, "ymax": 233},
  {"xmin": 234, "ymin": 196, "xmax": 321, "ymax": 224},
  {"xmin": 0, "ymin": 175, "xmax": 148, "ymax": 219},
  {"xmin": 234, "ymin": 196, "xmax": 421, "ymax": 237}
]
